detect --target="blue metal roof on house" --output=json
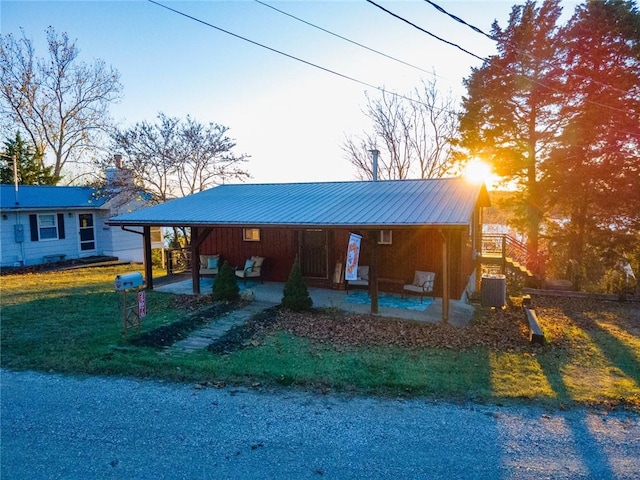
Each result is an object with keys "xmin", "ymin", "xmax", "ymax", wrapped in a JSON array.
[
  {"xmin": 0, "ymin": 185, "xmax": 108, "ymax": 211},
  {"xmin": 108, "ymin": 178, "xmax": 489, "ymax": 228}
]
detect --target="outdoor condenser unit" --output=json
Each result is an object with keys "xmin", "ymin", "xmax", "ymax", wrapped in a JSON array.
[{"xmin": 481, "ymin": 274, "xmax": 507, "ymax": 308}]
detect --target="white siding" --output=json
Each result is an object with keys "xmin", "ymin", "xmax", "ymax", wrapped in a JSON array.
[
  {"xmin": 1, "ymin": 211, "xmax": 81, "ymax": 267},
  {"xmin": 101, "ymin": 223, "xmax": 144, "ymax": 262}
]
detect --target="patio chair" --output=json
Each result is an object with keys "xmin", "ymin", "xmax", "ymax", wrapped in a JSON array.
[
  {"xmin": 199, "ymin": 254, "xmax": 220, "ymax": 277},
  {"xmin": 403, "ymin": 271, "xmax": 435, "ymax": 302},
  {"xmin": 346, "ymin": 265, "xmax": 369, "ymax": 293},
  {"xmin": 235, "ymin": 256, "xmax": 265, "ymax": 283}
]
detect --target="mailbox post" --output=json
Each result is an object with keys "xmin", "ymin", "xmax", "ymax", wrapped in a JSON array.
[{"xmin": 115, "ymin": 272, "xmax": 145, "ymax": 336}]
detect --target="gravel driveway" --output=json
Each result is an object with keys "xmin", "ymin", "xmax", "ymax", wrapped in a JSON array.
[{"xmin": 1, "ymin": 369, "xmax": 638, "ymax": 479}]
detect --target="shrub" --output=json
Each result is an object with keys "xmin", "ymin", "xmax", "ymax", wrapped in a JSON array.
[
  {"xmin": 281, "ymin": 256, "xmax": 313, "ymax": 312},
  {"xmin": 212, "ymin": 261, "xmax": 239, "ymax": 302}
]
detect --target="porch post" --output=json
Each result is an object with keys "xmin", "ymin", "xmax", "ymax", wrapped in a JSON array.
[
  {"xmin": 191, "ymin": 227, "xmax": 200, "ymax": 294},
  {"xmin": 441, "ymin": 229, "xmax": 449, "ymax": 324},
  {"xmin": 368, "ymin": 230, "xmax": 379, "ymax": 315},
  {"xmin": 143, "ymin": 226, "xmax": 153, "ymax": 290}
]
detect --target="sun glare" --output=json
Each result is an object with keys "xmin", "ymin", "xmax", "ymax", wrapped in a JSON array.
[{"xmin": 463, "ymin": 159, "xmax": 493, "ymax": 185}]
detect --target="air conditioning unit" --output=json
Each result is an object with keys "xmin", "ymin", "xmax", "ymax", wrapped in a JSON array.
[{"xmin": 481, "ymin": 274, "xmax": 506, "ymax": 308}]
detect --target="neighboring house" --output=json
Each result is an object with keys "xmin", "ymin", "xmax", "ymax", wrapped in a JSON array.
[
  {"xmin": 108, "ymin": 177, "xmax": 490, "ymax": 319},
  {"xmin": 0, "ymin": 162, "xmax": 158, "ymax": 268}
]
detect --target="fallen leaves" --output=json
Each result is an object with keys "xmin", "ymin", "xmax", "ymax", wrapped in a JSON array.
[{"xmin": 269, "ymin": 305, "xmax": 531, "ymax": 351}]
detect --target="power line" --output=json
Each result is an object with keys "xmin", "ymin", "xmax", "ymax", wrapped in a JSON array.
[
  {"xmin": 422, "ymin": 0, "xmax": 494, "ymax": 40},
  {"xmin": 365, "ymin": 0, "xmax": 486, "ymax": 62},
  {"xmin": 367, "ymin": 0, "xmax": 636, "ymax": 119},
  {"xmin": 255, "ymin": 0, "xmax": 441, "ymax": 78},
  {"xmin": 146, "ymin": 0, "xmax": 434, "ymax": 109},
  {"xmin": 422, "ymin": 0, "xmax": 631, "ymax": 97}
]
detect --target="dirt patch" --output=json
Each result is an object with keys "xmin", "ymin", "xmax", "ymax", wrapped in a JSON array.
[
  {"xmin": 132, "ymin": 300, "xmax": 239, "ymax": 348},
  {"xmin": 208, "ymin": 306, "xmax": 282, "ymax": 354}
]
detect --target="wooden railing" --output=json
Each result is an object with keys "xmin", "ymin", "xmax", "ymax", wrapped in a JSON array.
[
  {"xmin": 166, "ymin": 248, "xmax": 191, "ymax": 275},
  {"xmin": 481, "ymin": 234, "xmax": 543, "ymax": 278}
]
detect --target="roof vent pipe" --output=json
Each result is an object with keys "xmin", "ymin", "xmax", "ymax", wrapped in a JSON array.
[{"xmin": 369, "ymin": 149, "xmax": 379, "ymax": 181}]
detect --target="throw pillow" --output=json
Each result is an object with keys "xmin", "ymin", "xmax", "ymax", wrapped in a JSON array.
[{"xmin": 207, "ymin": 257, "xmax": 219, "ymax": 269}]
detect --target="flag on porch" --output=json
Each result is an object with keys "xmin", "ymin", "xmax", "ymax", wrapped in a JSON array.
[{"xmin": 345, "ymin": 233, "xmax": 362, "ymax": 281}]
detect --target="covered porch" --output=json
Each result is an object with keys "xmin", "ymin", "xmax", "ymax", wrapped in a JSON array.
[{"xmin": 108, "ymin": 178, "xmax": 490, "ymax": 324}]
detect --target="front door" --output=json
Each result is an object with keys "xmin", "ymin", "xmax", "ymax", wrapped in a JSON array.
[
  {"xmin": 299, "ymin": 229, "xmax": 328, "ymax": 278},
  {"xmin": 78, "ymin": 213, "xmax": 96, "ymax": 255}
]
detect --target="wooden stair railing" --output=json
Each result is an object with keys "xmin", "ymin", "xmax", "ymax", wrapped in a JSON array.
[{"xmin": 480, "ymin": 234, "xmax": 543, "ymax": 283}]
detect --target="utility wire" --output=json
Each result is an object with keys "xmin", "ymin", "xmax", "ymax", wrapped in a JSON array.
[
  {"xmin": 255, "ymin": 0, "xmax": 441, "ymax": 78},
  {"xmin": 365, "ymin": 0, "xmax": 486, "ymax": 62},
  {"xmin": 423, "ymin": 0, "xmax": 631, "ymax": 97},
  {"xmin": 147, "ymin": 0, "xmax": 434, "ymax": 109},
  {"xmin": 422, "ymin": 0, "xmax": 494, "ymax": 40},
  {"xmin": 367, "ymin": 0, "xmax": 636, "ymax": 119}
]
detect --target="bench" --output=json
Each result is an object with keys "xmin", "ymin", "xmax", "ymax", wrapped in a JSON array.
[
  {"xmin": 43, "ymin": 253, "xmax": 67, "ymax": 264},
  {"xmin": 522, "ymin": 295, "xmax": 545, "ymax": 344}
]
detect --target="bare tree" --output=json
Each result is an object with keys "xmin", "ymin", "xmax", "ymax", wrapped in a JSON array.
[
  {"xmin": 0, "ymin": 27, "xmax": 122, "ymax": 182},
  {"xmin": 110, "ymin": 113, "xmax": 250, "ymax": 204},
  {"xmin": 343, "ymin": 78, "xmax": 459, "ymax": 180}
]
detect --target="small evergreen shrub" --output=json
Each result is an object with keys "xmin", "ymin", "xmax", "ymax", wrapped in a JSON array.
[
  {"xmin": 281, "ymin": 256, "xmax": 313, "ymax": 312},
  {"xmin": 212, "ymin": 261, "xmax": 240, "ymax": 302}
]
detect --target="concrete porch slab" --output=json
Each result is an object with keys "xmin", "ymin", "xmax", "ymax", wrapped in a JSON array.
[{"xmin": 153, "ymin": 278, "xmax": 475, "ymax": 326}]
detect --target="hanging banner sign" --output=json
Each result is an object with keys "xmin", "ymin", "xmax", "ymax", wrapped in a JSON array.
[{"xmin": 345, "ymin": 233, "xmax": 362, "ymax": 281}]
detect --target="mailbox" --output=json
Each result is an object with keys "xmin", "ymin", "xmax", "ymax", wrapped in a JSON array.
[{"xmin": 114, "ymin": 272, "xmax": 144, "ymax": 291}]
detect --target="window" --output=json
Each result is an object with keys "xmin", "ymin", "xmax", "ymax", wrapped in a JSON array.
[
  {"xmin": 243, "ymin": 228, "xmax": 261, "ymax": 242},
  {"xmin": 378, "ymin": 230, "xmax": 392, "ymax": 245},
  {"xmin": 29, "ymin": 213, "xmax": 65, "ymax": 242},
  {"xmin": 38, "ymin": 214, "xmax": 58, "ymax": 240}
]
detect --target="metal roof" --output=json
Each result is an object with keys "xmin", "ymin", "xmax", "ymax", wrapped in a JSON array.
[
  {"xmin": 108, "ymin": 178, "xmax": 489, "ymax": 228},
  {"xmin": 0, "ymin": 185, "xmax": 109, "ymax": 211}
]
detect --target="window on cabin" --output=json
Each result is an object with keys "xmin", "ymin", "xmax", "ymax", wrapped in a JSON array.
[
  {"xmin": 378, "ymin": 230, "xmax": 392, "ymax": 245},
  {"xmin": 243, "ymin": 228, "xmax": 260, "ymax": 242}
]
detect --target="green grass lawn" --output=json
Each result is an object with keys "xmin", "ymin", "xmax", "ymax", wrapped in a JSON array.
[{"xmin": 1, "ymin": 265, "xmax": 639, "ymax": 409}]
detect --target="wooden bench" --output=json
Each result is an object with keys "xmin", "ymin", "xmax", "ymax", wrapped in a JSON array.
[
  {"xmin": 43, "ymin": 253, "xmax": 67, "ymax": 264},
  {"xmin": 522, "ymin": 295, "xmax": 545, "ymax": 344}
]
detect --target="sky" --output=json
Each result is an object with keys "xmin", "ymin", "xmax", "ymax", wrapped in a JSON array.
[{"xmin": 1, "ymin": 0, "xmax": 580, "ymax": 185}]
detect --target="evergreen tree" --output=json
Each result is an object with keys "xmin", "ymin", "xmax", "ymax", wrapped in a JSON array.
[
  {"xmin": 212, "ymin": 261, "xmax": 240, "ymax": 302},
  {"xmin": 0, "ymin": 132, "xmax": 58, "ymax": 185},
  {"xmin": 542, "ymin": 0, "xmax": 640, "ymax": 280},
  {"xmin": 457, "ymin": 0, "xmax": 565, "ymax": 257},
  {"xmin": 281, "ymin": 256, "xmax": 313, "ymax": 312}
]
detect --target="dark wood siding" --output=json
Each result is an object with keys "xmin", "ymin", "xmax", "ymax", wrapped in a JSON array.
[
  {"xmin": 199, "ymin": 226, "xmax": 473, "ymax": 296},
  {"xmin": 200, "ymin": 227, "xmax": 295, "ymax": 282}
]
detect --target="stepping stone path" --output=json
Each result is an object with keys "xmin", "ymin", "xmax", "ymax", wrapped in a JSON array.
[{"xmin": 168, "ymin": 300, "xmax": 276, "ymax": 354}]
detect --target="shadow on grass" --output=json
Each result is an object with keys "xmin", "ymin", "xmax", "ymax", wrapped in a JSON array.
[
  {"xmin": 536, "ymin": 347, "xmax": 619, "ymax": 478},
  {"xmin": 582, "ymin": 322, "xmax": 640, "ymax": 387}
]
